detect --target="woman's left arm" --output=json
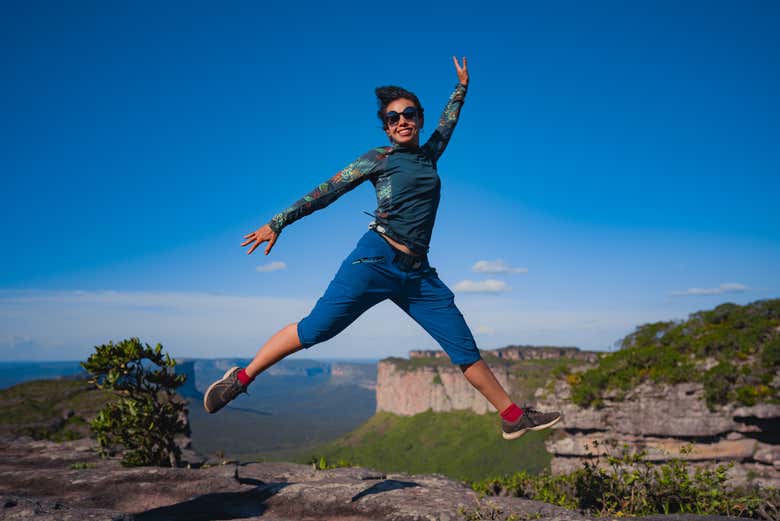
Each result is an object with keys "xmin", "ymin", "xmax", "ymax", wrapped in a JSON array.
[{"xmin": 423, "ymin": 56, "xmax": 469, "ymax": 161}]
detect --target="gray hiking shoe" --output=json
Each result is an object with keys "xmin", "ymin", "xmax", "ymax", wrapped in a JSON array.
[
  {"xmin": 502, "ymin": 406, "xmax": 561, "ymax": 440},
  {"xmin": 203, "ymin": 367, "xmax": 247, "ymax": 414}
]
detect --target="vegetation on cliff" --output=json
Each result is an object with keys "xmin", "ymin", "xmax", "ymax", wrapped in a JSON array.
[
  {"xmin": 473, "ymin": 444, "xmax": 778, "ymax": 520},
  {"xmin": 299, "ymin": 410, "xmax": 551, "ymax": 482},
  {"xmin": 0, "ymin": 378, "xmax": 110, "ymax": 441},
  {"xmin": 561, "ymin": 299, "xmax": 780, "ymax": 409}
]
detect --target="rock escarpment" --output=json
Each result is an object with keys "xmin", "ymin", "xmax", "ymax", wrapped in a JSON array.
[
  {"xmin": 535, "ymin": 380, "xmax": 780, "ymax": 488},
  {"xmin": 377, "ymin": 347, "xmax": 598, "ymax": 415},
  {"xmin": 376, "ymin": 360, "xmax": 512, "ymax": 415}
]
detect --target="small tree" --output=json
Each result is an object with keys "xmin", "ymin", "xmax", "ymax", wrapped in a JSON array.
[{"xmin": 81, "ymin": 337, "xmax": 187, "ymax": 467}]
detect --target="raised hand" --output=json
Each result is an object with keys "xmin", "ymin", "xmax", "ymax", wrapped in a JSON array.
[
  {"xmin": 453, "ymin": 56, "xmax": 469, "ymax": 87},
  {"xmin": 241, "ymin": 223, "xmax": 279, "ymax": 255}
]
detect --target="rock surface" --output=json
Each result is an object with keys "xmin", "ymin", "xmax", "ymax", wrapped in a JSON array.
[
  {"xmin": 0, "ymin": 437, "xmax": 591, "ymax": 521},
  {"xmin": 535, "ymin": 380, "xmax": 780, "ymax": 488},
  {"xmin": 1, "ymin": 436, "xmax": 752, "ymax": 521}
]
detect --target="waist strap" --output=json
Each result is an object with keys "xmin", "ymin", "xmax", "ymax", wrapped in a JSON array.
[{"xmin": 368, "ymin": 222, "xmax": 426, "ymax": 271}]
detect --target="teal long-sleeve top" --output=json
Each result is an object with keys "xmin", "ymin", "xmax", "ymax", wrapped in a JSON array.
[{"xmin": 268, "ymin": 83, "xmax": 467, "ymax": 254}]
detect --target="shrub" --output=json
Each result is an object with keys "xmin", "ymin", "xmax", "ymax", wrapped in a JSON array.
[
  {"xmin": 472, "ymin": 444, "xmax": 779, "ymax": 519},
  {"xmin": 81, "ymin": 338, "xmax": 187, "ymax": 467},
  {"xmin": 309, "ymin": 455, "xmax": 354, "ymax": 470}
]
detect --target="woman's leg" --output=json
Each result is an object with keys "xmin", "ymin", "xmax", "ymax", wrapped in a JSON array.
[
  {"xmin": 205, "ymin": 237, "xmax": 395, "ymax": 413},
  {"xmin": 392, "ymin": 272, "xmax": 512, "ymax": 412},
  {"xmin": 246, "ymin": 231, "xmax": 397, "ymax": 379},
  {"xmin": 244, "ymin": 322, "xmax": 303, "ymax": 378},
  {"xmin": 459, "ymin": 359, "xmax": 512, "ymax": 413},
  {"xmin": 395, "ymin": 269, "xmax": 561, "ymax": 439}
]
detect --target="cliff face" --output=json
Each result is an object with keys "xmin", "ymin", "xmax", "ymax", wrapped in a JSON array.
[
  {"xmin": 376, "ymin": 347, "xmax": 598, "ymax": 415},
  {"xmin": 535, "ymin": 380, "xmax": 780, "ymax": 488},
  {"xmin": 376, "ymin": 361, "xmax": 512, "ymax": 415}
]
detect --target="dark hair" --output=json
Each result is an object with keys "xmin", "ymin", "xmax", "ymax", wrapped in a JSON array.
[{"xmin": 375, "ymin": 85, "xmax": 424, "ymax": 129}]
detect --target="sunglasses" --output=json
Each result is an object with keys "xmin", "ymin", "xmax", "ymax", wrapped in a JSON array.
[{"xmin": 385, "ymin": 106, "xmax": 419, "ymax": 127}]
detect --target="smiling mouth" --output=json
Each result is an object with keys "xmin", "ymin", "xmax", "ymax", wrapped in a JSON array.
[{"xmin": 397, "ymin": 128, "xmax": 413, "ymax": 137}]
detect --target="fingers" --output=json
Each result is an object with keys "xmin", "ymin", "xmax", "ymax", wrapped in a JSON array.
[
  {"xmin": 462, "ymin": 56, "xmax": 467, "ymax": 70},
  {"xmin": 452, "ymin": 55, "xmax": 460, "ymax": 71},
  {"xmin": 265, "ymin": 233, "xmax": 278, "ymax": 255},
  {"xmin": 242, "ymin": 223, "xmax": 277, "ymax": 255}
]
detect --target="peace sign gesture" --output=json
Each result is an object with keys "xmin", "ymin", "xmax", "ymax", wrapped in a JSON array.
[{"xmin": 453, "ymin": 56, "xmax": 469, "ymax": 87}]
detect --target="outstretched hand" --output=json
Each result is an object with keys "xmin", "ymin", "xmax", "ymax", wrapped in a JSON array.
[
  {"xmin": 453, "ymin": 56, "xmax": 469, "ymax": 86},
  {"xmin": 241, "ymin": 224, "xmax": 278, "ymax": 255}
]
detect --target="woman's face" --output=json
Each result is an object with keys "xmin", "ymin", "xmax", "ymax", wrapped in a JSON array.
[{"xmin": 384, "ymin": 98, "xmax": 422, "ymax": 147}]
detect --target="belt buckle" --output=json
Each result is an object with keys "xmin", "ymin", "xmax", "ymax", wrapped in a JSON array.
[{"xmin": 368, "ymin": 221, "xmax": 386, "ymax": 234}]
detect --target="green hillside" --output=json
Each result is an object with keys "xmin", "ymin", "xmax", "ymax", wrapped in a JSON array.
[
  {"xmin": 563, "ymin": 299, "xmax": 780, "ymax": 409},
  {"xmin": 0, "ymin": 378, "xmax": 110, "ymax": 441},
  {"xmin": 296, "ymin": 410, "xmax": 551, "ymax": 483}
]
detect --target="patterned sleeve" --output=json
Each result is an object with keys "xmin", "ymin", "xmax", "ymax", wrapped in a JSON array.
[
  {"xmin": 422, "ymin": 83, "xmax": 468, "ymax": 161},
  {"xmin": 268, "ymin": 148, "xmax": 389, "ymax": 233}
]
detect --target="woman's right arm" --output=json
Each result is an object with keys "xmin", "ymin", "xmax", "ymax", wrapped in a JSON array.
[
  {"xmin": 242, "ymin": 148, "xmax": 389, "ymax": 255},
  {"xmin": 422, "ymin": 56, "xmax": 469, "ymax": 161}
]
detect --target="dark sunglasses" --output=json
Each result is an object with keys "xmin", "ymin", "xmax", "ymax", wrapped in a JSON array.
[{"xmin": 385, "ymin": 106, "xmax": 419, "ymax": 127}]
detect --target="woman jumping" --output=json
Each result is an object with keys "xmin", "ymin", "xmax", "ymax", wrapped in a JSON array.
[{"xmin": 204, "ymin": 57, "xmax": 561, "ymax": 440}]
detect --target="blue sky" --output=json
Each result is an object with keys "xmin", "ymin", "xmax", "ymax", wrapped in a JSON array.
[{"xmin": 2, "ymin": 1, "xmax": 778, "ymax": 361}]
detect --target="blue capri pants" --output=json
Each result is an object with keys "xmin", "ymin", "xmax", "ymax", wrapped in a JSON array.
[{"xmin": 297, "ymin": 230, "xmax": 482, "ymax": 366}]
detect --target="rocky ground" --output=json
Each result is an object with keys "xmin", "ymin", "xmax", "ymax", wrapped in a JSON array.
[
  {"xmin": 0, "ymin": 437, "xmax": 746, "ymax": 521},
  {"xmin": 535, "ymin": 381, "xmax": 780, "ymax": 489}
]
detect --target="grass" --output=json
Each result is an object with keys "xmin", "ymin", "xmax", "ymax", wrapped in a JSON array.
[
  {"xmin": 297, "ymin": 410, "xmax": 552, "ymax": 483},
  {"xmin": 383, "ymin": 356, "xmax": 460, "ymax": 371}
]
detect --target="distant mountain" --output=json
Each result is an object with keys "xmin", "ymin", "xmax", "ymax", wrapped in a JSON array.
[
  {"xmin": 0, "ymin": 361, "xmax": 87, "ymax": 390},
  {"xmin": 176, "ymin": 358, "xmax": 377, "ymax": 460}
]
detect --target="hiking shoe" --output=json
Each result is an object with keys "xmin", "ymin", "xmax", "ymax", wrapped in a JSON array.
[
  {"xmin": 203, "ymin": 367, "xmax": 247, "ymax": 414},
  {"xmin": 502, "ymin": 406, "xmax": 561, "ymax": 440}
]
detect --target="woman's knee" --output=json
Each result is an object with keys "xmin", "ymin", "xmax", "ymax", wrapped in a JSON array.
[{"xmin": 297, "ymin": 317, "xmax": 343, "ymax": 348}]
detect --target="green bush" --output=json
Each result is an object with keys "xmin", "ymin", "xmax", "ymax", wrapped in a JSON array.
[
  {"xmin": 309, "ymin": 455, "xmax": 354, "ymax": 470},
  {"xmin": 81, "ymin": 338, "xmax": 187, "ymax": 467},
  {"xmin": 703, "ymin": 362, "xmax": 738, "ymax": 408}
]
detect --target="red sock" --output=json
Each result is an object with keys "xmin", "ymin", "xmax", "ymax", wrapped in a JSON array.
[
  {"xmin": 237, "ymin": 368, "xmax": 254, "ymax": 386},
  {"xmin": 500, "ymin": 403, "xmax": 523, "ymax": 422}
]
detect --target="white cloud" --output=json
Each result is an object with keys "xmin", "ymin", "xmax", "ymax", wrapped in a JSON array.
[
  {"xmin": 671, "ymin": 283, "xmax": 750, "ymax": 297},
  {"xmin": 472, "ymin": 260, "xmax": 528, "ymax": 274},
  {"xmin": 453, "ymin": 279, "xmax": 511, "ymax": 294},
  {"xmin": 256, "ymin": 261, "xmax": 287, "ymax": 273}
]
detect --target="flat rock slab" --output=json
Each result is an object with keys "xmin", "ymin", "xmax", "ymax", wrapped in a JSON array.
[{"xmin": 0, "ymin": 437, "xmax": 742, "ymax": 521}]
